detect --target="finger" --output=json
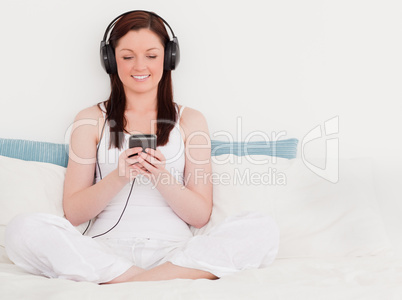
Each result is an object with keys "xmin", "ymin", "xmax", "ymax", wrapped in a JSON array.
[
  {"xmin": 137, "ymin": 154, "xmax": 157, "ymax": 172},
  {"xmin": 131, "ymin": 163, "xmax": 151, "ymax": 175},
  {"xmin": 126, "ymin": 157, "xmax": 141, "ymax": 165},
  {"xmin": 125, "ymin": 147, "xmax": 143, "ymax": 158},
  {"xmin": 140, "ymin": 150, "xmax": 163, "ymax": 166},
  {"xmin": 138, "ymin": 151, "xmax": 153, "ymax": 164},
  {"xmin": 127, "ymin": 151, "xmax": 155, "ymax": 166},
  {"xmin": 145, "ymin": 148, "xmax": 165, "ymax": 162},
  {"xmin": 134, "ymin": 163, "xmax": 148, "ymax": 172}
]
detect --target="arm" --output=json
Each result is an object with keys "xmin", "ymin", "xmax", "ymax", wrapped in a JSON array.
[
  {"xmin": 62, "ymin": 106, "xmax": 140, "ymax": 226},
  {"xmin": 134, "ymin": 108, "xmax": 213, "ymax": 228}
]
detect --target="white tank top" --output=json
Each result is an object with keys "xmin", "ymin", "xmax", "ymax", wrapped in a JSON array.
[{"xmin": 87, "ymin": 103, "xmax": 192, "ymax": 241}]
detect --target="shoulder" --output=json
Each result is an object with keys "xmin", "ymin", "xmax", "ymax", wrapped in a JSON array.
[
  {"xmin": 74, "ymin": 104, "xmax": 104, "ymax": 122},
  {"xmin": 70, "ymin": 104, "xmax": 105, "ymax": 145},
  {"xmin": 178, "ymin": 105, "xmax": 210, "ymax": 144},
  {"xmin": 179, "ymin": 106, "xmax": 208, "ymax": 128}
]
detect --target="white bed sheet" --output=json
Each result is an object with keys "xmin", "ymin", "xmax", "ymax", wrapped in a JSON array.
[
  {"xmin": 1, "ymin": 155, "xmax": 401, "ymax": 299},
  {"xmin": 1, "ymin": 245, "xmax": 401, "ymax": 300}
]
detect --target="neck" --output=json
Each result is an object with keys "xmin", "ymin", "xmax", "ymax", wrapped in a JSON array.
[{"xmin": 124, "ymin": 89, "xmax": 158, "ymax": 112}]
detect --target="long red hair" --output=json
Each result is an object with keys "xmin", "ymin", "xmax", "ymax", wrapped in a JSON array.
[{"xmin": 99, "ymin": 11, "xmax": 177, "ymax": 149}]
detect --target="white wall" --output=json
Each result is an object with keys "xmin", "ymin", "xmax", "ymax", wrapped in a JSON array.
[{"xmin": 0, "ymin": 0, "xmax": 401, "ymax": 161}]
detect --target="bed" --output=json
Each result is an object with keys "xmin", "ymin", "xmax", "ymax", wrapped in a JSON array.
[{"xmin": 1, "ymin": 137, "xmax": 401, "ymax": 299}]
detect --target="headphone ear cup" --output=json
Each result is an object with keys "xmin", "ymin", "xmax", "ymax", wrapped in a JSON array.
[
  {"xmin": 101, "ymin": 44, "xmax": 117, "ymax": 74},
  {"xmin": 164, "ymin": 38, "xmax": 180, "ymax": 71},
  {"xmin": 164, "ymin": 41, "xmax": 173, "ymax": 71}
]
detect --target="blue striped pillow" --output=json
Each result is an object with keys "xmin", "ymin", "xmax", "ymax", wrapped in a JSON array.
[
  {"xmin": 0, "ymin": 137, "xmax": 298, "ymax": 167},
  {"xmin": 0, "ymin": 138, "xmax": 69, "ymax": 167},
  {"xmin": 211, "ymin": 138, "xmax": 298, "ymax": 159}
]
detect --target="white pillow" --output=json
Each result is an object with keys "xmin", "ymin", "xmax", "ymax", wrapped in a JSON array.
[
  {"xmin": 191, "ymin": 154, "xmax": 293, "ymax": 236},
  {"xmin": 195, "ymin": 155, "xmax": 392, "ymax": 258},
  {"xmin": 274, "ymin": 157, "xmax": 392, "ymax": 258},
  {"xmin": 0, "ymin": 155, "xmax": 66, "ymax": 249},
  {"xmin": 1, "ymin": 154, "xmax": 391, "ymax": 259}
]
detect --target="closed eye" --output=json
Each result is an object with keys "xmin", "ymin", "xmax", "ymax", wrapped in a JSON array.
[{"xmin": 123, "ymin": 57, "xmax": 133, "ymax": 60}]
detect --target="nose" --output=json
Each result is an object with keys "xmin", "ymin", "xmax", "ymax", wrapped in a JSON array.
[{"xmin": 133, "ymin": 56, "xmax": 147, "ymax": 71}]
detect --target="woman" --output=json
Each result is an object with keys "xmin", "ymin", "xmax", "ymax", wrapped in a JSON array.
[{"xmin": 5, "ymin": 10, "xmax": 279, "ymax": 283}]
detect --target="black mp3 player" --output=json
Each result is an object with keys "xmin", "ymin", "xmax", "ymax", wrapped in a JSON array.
[{"xmin": 128, "ymin": 134, "xmax": 157, "ymax": 157}]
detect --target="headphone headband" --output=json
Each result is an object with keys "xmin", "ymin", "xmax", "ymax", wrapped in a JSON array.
[
  {"xmin": 100, "ymin": 10, "xmax": 180, "ymax": 73},
  {"xmin": 102, "ymin": 10, "xmax": 177, "ymax": 44}
]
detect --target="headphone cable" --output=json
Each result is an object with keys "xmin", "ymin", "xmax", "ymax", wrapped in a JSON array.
[
  {"xmin": 81, "ymin": 99, "xmax": 134, "ymax": 238},
  {"xmin": 91, "ymin": 179, "xmax": 135, "ymax": 239}
]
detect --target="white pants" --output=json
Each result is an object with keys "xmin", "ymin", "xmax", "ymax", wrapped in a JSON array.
[{"xmin": 5, "ymin": 212, "xmax": 279, "ymax": 283}]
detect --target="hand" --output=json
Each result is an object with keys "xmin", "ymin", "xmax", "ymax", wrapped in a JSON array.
[
  {"xmin": 131, "ymin": 148, "xmax": 167, "ymax": 184},
  {"xmin": 117, "ymin": 147, "xmax": 146, "ymax": 182}
]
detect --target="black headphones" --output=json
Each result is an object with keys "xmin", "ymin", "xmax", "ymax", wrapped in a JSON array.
[{"xmin": 100, "ymin": 10, "xmax": 180, "ymax": 74}]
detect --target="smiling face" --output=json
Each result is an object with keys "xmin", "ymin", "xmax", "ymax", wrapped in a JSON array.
[{"xmin": 114, "ymin": 28, "xmax": 165, "ymax": 98}]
